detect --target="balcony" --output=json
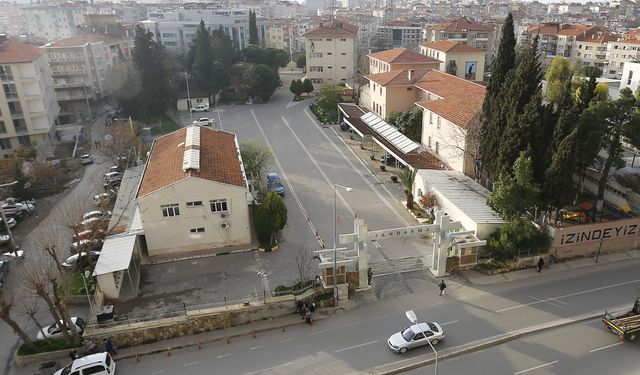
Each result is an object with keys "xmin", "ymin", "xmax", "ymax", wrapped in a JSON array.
[
  {"xmin": 49, "ymin": 57, "xmax": 85, "ymax": 63},
  {"xmin": 51, "ymin": 70, "xmax": 88, "ymax": 76},
  {"xmin": 4, "ymin": 93, "xmax": 19, "ymax": 101},
  {"xmin": 54, "ymin": 81, "xmax": 89, "ymax": 89},
  {"xmin": 56, "ymin": 93, "xmax": 89, "ymax": 101}
]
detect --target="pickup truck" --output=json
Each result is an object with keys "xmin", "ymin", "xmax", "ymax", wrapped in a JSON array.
[{"xmin": 602, "ymin": 298, "xmax": 640, "ymax": 341}]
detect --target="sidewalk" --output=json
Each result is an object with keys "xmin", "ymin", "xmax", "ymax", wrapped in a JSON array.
[{"xmin": 461, "ymin": 249, "xmax": 640, "ymax": 286}]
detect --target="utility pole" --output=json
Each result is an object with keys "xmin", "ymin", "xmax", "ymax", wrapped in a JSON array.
[{"xmin": 185, "ymin": 70, "xmax": 193, "ymax": 121}]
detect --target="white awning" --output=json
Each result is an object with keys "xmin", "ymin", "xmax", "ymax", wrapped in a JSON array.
[
  {"xmin": 93, "ymin": 234, "xmax": 137, "ymax": 276},
  {"xmin": 361, "ymin": 112, "xmax": 421, "ymax": 154}
]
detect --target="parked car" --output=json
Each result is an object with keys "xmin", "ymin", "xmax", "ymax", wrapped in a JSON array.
[
  {"xmin": 380, "ymin": 154, "xmax": 397, "ymax": 165},
  {"xmin": 388, "ymin": 322, "xmax": 445, "ymax": 354},
  {"xmin": 54, "ymin": 352, "xmax": 115, "ymax": 375},
  {"xmin": 192, "ymin": 117, "xmax": 214, "ymax": 126},
  {"xmin": 69, "ymin": 239, "xmax": 104, "ymax": 255},
  {"xmin": 0, "ymin": 260, "xmax": 8, "ymax": 289},
  {"xmin": 72, "ymin": 229, "xmax": 106, "ymax": 242},
  {"xmin": 37, "ymin": 317, "xmax": 85, "ymax": 340},
  {"xmin": 63, "ymin": 251, "xmax": 101, "ymax": 270},
  {"xmin": 83, "ymin": 210, "xmax": 111, "ymax": 221},
  {"xmin": 93, "ymin": 193, "xmax": 111, "ymax": 207},
  {"xmin": 2, "ymin": 200, "xmax": 35, "ymax": 216},
  {"xmin": 267, "ymin": 172, "xmax": 281, "ymax": 184},
  {"xmin": 1, "ymin": 217, "xmax": 17, "ymax": 229},
  {"xmin": 190, "ymin": 104, "xmax": 209, "ymax": 112},
  {"xmin": 268, "ymin": 180, "xmax": 285, "ymax": 197},
  {"xmin": 80, "ymin": 154, "xmax": 94, "ymax": 165},
  {"xmin": 0, "ymin": 234, "xmax": 10, "ymax": 245}
]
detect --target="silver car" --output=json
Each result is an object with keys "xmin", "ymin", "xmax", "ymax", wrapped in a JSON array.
[{"xmin": 388, "ymin": 322, "xmax": 445, "ymax": 353}]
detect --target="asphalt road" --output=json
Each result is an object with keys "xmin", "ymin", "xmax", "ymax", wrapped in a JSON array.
[
  {"xmin": 113, "ymin": 258, "xmax": 640, "ymax": 375},
  {"xmin": 406, "ymin": 319, "xmax": 640, "ymax": 375}
]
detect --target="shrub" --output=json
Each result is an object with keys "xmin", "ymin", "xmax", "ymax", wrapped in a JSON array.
[
  {"xmin": 485, "ymin": 219, "xmax": 551, "ymax": 262},
  {"xmin": 18, "ymin": 338, "xmax": 80, "ymax": 356}
]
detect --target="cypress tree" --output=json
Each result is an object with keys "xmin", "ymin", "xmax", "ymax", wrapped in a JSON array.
[
  {"xmin": 249, "ymin": 10, "xmax": 259, "ymax": 46},
  {"xmin": 479, "ymin": 13, "xmax": 516, "ymax": 176},
  {"xmin": 544, "ymin": 128, "xmax": 578, "ymax": 214},
  {"xmin": 192, "ymin": 20, "xmax": 216, "ymax": 97}
]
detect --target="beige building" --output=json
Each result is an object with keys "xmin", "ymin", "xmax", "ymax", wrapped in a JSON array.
[
  {"xmin": 303, "ymin": 22, "xmax": 356, "ymax": 85},
  {"xmin": 424, "ymin": 17, "xmax": 497, "ymax": 68},
  {"xmin": 420, "ymin": 40, "xmax": 485, "ymax": 81},
  {"xmin": 268, "ymin": 19, "xmax": 296, "ymax": 53},
  {"xmin": 0, "ymin": 36, "xmax": 59, "ymax": 159},
  {"xmin": 572, "ymin": 32, "xmax": 617, "ymax": 71},
  {"xmin": 45, "ymin": 33, "xmax": 131, "ymax": 124},
  {"xmin": 136, "ymin": 126, "xmax": 252, "ymax": 258},
  {"xmin": 367, "ymin": 47, "xmax": 440, "ymax": 74}
]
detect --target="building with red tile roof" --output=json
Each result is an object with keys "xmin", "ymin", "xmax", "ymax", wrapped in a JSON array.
[
  {"xmin": 519, "ymin": 23, "xmax": 601, "ymax": 62},
  {"xmin": 368, "ymin": 48, "xmax": 440, "ymax": 74},
  {"xmin": 424, "ymin": 17, "xmax": 498, "ymax": 68},
  {"xmin": 304, "ymin": 22, "xmax": 357, "ymax": 85},
  {"xmin": 419, "ymin": 41, "xmax": 486, "ymax": 80},
  {"xmin": 136, "ymin": 126, "xmax": 251, "ymax": 258}
]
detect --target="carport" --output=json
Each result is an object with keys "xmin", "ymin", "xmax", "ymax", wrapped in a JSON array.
[{"xmin": 93, "ymin": 232, "xmax": 142, "ymax": 300}]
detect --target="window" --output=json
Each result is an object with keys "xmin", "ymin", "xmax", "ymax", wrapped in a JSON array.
[
  {"xmin": 8, "ymin": 101, "xmax": 22, "ymax": 115},
  {"xmin": 309, "ymin": 66, "xmax": 323, "ymax": 72},
  {"xmin": 82, "ymin": 365, "xmax": 107, "ymax": 375},
  {"xmin": 340, "ymin": 38, "xmax": 346, "ymax": 41},
  {"xmin": 210, "ymin": 199, "xmax": 229, "ymax": 213},
  {"xmin": 341, "ymin": 52, "xmax": 346, "ymax": 55},
  {"xmin": 161, "ymin": 203, "xmax": 180, "ymax": 217},
  {"xmin": 3, "ymin": 83, "xmax": 17, "ymax": 99},
  {"xmin": 437, "ymin": 117, "xmax": 441, "ymax": 129},
  {"xmin": 407, "ymin": 87, "xmax": 412, "ymax": 91},
  {"xmin": 18, "ymin": 136, "xmax": 31, "ymax": 147},
  {"xmin": 186, "ymin": 201, "xmax": 203, "ymax": 207},
  {"xmin": 190, "ymin": 227, "xmax": 205, "ymax": 233},
  {"xmin": 327, "ymin": 52, "xmax": 332, "ymax": 55},
  {"xmin": 428, "ymin": 136, "xmax": 432, "ymax": 148},
  {"xmin": 310, "ymin": 52, "xmax": 322, "ymax": 58},
  {"xmin": 435, "ymin": 141, "xmax": 440, "ymax": 154},
  {"xmin": 13, "ymin": 118, "xmax": 26, "ymax": 131},
  {"xmin": 628, "ymin": 70, "xmax": 634, "ymax": 85},
  {"xmin": 326, "ymin": 38, "xmax": 332, "ymax": 41},
  {"xmin": 161, "ymin": 33, "xmax": 177, "ymax": 38},
  {"xmin": 429, "ymin": 112, "xmax": 433, "ymax": 124},
  {"xmin": 0, "ymin": 65, "xmax": 12, "ymax": 81},
  {"xmin": 0, "ymin": 121, "xmax": 5, "ymax": 134}
]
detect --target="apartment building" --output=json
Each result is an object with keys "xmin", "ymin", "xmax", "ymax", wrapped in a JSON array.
[
  {"xmin": 22, "ymin": 3, "xmax": 106, "ymax": 41},
  {"xmin": 303, "ymin": 23, "xmax": 356, "ymax": 85},
  {"xmin": 420, "ymin": 40, "xmax": 485, "ymax": 81},
  {"xmin": 520, "ymin": 23, "xmax": 601, "ymax": 66},
  {"xmin": 376, "ymin": 20, "xmax": 423, "ymax": 49},
  {"xmin": 268, "ymin": 19, "xmax": 297, "ymax": 53},
  {"xmin": 0, "ymin": 37, "xmax": 59, "ymax": 159},
  {"xmin": 45, "ymin": 34, "xmax": 131, "ymax": 124},
  {"xmin": 368, "ymin": 47, "xmax": 440, "ymax": 74},
  {"xmin": 142, "ymin": 9, "xmax": 268, "ymax": 54},
  {"xmin": 572, "ymin": 32, "xmax": 617, "ymax": 71},
  {"xmin": 424, "ymin": 17, "xmax": 497, "ymax": 67},
  {"xmin": 605, "ymin": 38, "xmax": 640, "ymax": 79},
  {"xmin": 0, "ymin": 3, "xmax": 25, "ymax": 37}
]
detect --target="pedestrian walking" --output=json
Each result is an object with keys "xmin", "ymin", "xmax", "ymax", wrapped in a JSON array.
[
  {"xmin": 296, "ymin": 300, "xmax": 304, "ymax": 317},
  {"xmin": 537, "ymin": 257, "xmax": 544, "ymax": 273},
  {"xmin": 104, "ymin": 338, "xmax": 117, "ymax": 356},
  {"xmin": 304, "ymin": 307, "xmax": 313, "ymax": 325},
  {"xmin": 438, "ymin": 280, "xmax": 447, "ymax": 296},
  {"xmin": 367, "ymin": 268, "xmax": 373, "ymax": 286}
]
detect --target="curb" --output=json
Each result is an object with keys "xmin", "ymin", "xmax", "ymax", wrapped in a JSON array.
[{"xmin": 369, "ymin": 305, "xmax": 629, "ymax": 374}]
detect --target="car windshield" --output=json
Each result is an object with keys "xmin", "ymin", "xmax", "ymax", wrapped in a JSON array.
[
  {"xmin": 60, "ymin": 364, "xmax": 72, "ymax": 375},
  {"xmin": 401, "ymin": 327, "xmax": 415, "ymax": 341},
  {"xmin": 427, "ymin": 322, "xmax": 438, "ymax": 332}
]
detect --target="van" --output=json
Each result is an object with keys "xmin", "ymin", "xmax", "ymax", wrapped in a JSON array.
[{"xmin": 54, "ymin": 352, "xmax": 115, "ymax": 375}]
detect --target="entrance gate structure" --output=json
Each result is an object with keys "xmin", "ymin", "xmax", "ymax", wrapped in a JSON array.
[{"xmin": 315, "ymin": 211, "xmax": 486, "ymax": 294}]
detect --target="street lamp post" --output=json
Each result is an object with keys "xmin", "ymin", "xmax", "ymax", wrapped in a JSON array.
[
  {"xmin": 185, "ymin": 70, "xmax": 193, "ymax": 122},
  {"xmin": 332, "ymin": 183, "xmax": 352, "ymax": 305},
  {"xmin": 81, "ymin": 270, "xmax": 95, "ymax": 318},
  {"xmin": 406, "ymin": 310, "xmax": 438, "ymax": 375}
]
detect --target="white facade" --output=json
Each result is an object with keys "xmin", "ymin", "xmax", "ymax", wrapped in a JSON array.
[
  {"xmin": 22, "ymin": 4, "xmax": 108, "ymax": 41},
  {"xmin": 142, "ymin": 9, "xmax": 268, "ymax": 54},
  {"xmin": 0, "ymin": 42, "xmax": 59, "ymax": 159},
  {"xmin": 605, "ymin": 39, "xmax": 640, "ymax": 79},
  {"xmin": 304, "ymin": 26, "xmax": 356, "ymax": 85},
  {"xmin": 420, "ymin": 109, "xmax": 467, "ymax": 173},
  {"xmin": 620, "ymin": 60, "xmax": 640, "ymax": 93}
]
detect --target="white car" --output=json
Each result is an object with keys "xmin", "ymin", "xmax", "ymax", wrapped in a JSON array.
[
  {"xmin": 190, "ymin": 104, "xmax": 209, "ymax": 112},
  {"xmin": 37, "ymin": 317, "xmax": 85, "ymax": 340},
  {"xmin": 1, "ymin": 217, "xmax": 17, "ymax": 229},
  {"xmin": 83, "ymin": 210, "xmax": 111, "ymax": 221},
  {"xmin": 80, "ymin": 154, "xmax": 93, "ymax": 165},
  {"xmin": 54, "ymin": 352, "xmax": 115, "ymax": 375},
  {"xmin": 62, "ymin": 251, "xmax": 100, "ymax": 269},
  {"xmin": 192, "ymin": 117, "xmax": 214, "ymax": 126},
  {"xmin": 388, "ymin": 322, "xmax": 445, "ymax": 354}
]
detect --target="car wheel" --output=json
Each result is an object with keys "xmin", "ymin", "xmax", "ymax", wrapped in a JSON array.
[
  {"xmin": 399, "ymin": 347, "xmax": 408, "ymax": 354},
  {"xmin": 208, "ymin": 122, "xmax": 212, "ymax": 126},
  {"xmin": 431, "ymin": 338, "xmax": 440, "ymax": 345},
  {"xmin": 625, "ymin": 332, "xmax": 637, "ymax": 341}
]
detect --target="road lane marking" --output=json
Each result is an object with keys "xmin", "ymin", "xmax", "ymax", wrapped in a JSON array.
[
  {"xmin": 441, "ymin": 320, "xmax": 459, "ymax": 326},
  {"xmin": 279, "ymin": 338, "xmax": 294, "ymax": 343},
  {"xmin": 589, "ymin": 342, "xmax": 624, "ymax": 352},
  {"xmin": 183, "ymin": 362, "xmax": 199, "ymax": 367},
  {"xmin": 250, "ymin": 345, "xmax": 262, "ymax": 350},
  {"xmin": 430, "ymin": 302, "xmax": 443, "ymax": 307},
  {"xmin": 496, "ymin": 279, "xmax": 640, "ymax": 312},
  {"xmin": 373, "ymin": 315, "xmax": 388, "ymax": 320},
  {"xmin": 217, "ymin": 353, "xmax": 231, "ymax": 358},
  {"xmin": 345, "ymin": 321, "xmax": 361, "ymax": 327},
  {"xmin": 151, "ymin": 371, "xmax": 165, "ymax": 374},
  {"xmin": 514, "ymin": 360, "xmax": 559, "ymax": 374},
  {"xmin": 334, "ymin": 340, "xmax": 380, "ymax": 353},
  {"xmin": 243, "ymin": 361, "xmax": 293, "ymax": 375},
  {"xmin": 309, "ymin": 329, "xmax": 331, "ymax": 336}
]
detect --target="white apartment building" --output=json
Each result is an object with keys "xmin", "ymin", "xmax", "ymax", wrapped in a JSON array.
[
  {"xmin": 572, "ymin": 32, "xmax": 616, "ymax": 71},
  {"xmin": 605, "ymin": 38, "xmax": 640, "ymax": 79},
  {"xmin": 142, "ymin": 9, "xmax": 268, "ymax": 54},
  {"xmin": 22, "ymin": 3, "xmax": 108, "ymax": 41},
  {"xmin": 0, "ymin": 37, "xmax": 59, "ymax": 159},
  {"xmin": 303, "ymin": 23, "xmax": 357, "ymax": 85},
  {"xmin": 620, "ymin": 60, "xmax": 640, "ymax": 93},
  {"xmin": 45, "ymin": 34, "xmax": 131, "ymax": 125}
]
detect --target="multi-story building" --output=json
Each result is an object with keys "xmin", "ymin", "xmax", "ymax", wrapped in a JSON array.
[
  {"xmin": 45, "ymin": 34, "xmax": 131, "ymax": 124},
  {"xmin": 22, "ymin": 3, "xmax": 106, "ymax": 41},
  {"xmin": 0, "ymin": 3, "xmax": 25, "ymax": 37},
  {"xmin": 376, "ymin": 20, "xmax": 423, "ymax": 49},
  {"xmin": 268, "ymin": 19, "xmax": 297, "ymax": 54},
  {"xmin": 572, "ymin": 32, "xmax": 617, "ymax": 71},
  {"xmin": 605, "ymin": 38, "xmax": 640, "ymax": 79},
  {"xmin": 368, "ymin": 47, "xmax": 440, "ymax": 74},
  {"xmin": 519, "ymin": 23, "xmax": 600, "ymax": 65},
  {"xmin": 303, "ymin": 22, "xmax": 357, "ymax": 85},
  {"xmin": 0, "ymin": 36, "xmax": 59, "ymax": 159},
  {"xmin": 424, "ymin": 17, "xmax": 498, "ymax": 68},
  {"xmin": 142, "ymin": 9, "xmax": 268, "ymax": 54},
  {"xmin": 420, "ymin": 40, "xmax": 485, "ymax": 81}
]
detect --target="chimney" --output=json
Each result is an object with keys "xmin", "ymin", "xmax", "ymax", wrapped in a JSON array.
[{"xmin": 408, "ymin": 69, "xmax": 415, "ymax": 81}]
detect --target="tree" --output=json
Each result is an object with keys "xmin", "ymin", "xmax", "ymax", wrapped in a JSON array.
[
  {"xmin": 211, "ymin": 26, "xmax": 236, "ymax": 67},
  {"xmin": 545, "ymin": 56, "xmax": 573, "ymax": 104},
  {"xmin": 191, "ymin": 20, "xmax": 216, "ymax": 98},
  {"xmin": 296, "ymin": 54, "xmax": 306, "ymax": 69},
  {"xmin": 254, "ymin": 192, "xmax": 287, "ymax": 249},
  {"xmin": 240, "ymin": 141, "xmax": 274, "ymax": 189},
  {"xmin": 544, "ymin": 128, "xmax": 579, "ymax": 214},
  {"xmin": 248, "ymin": 10, "xmax": 259, "ymax": 46},
  {"xmin": 264, "ymin": 48, "xmax": 289, "ymax": 68},
  {"xmin": 290, "ymin": 79, "xmax": 304, "ymax": 97},
  {"xmin": 0, "ymin": 294, "xmax": 35, "ymax": 350},
  {"xmin": 479, "ymin": 13, "xmax": 516, "ymax": 177},
  {"xmin": 294, "ymin": 243, "xmax": 315, "ymax": 286},
  {"xmin": 315, "ymin": 85, "xmax": 340, "ymax": 121},
  {"xmin": 485, "ymin": 218, "xmax": 551, "ymax": 262},
  {"xmin": 399, "ymin": 168, "xmax": 417, "ymax": 209},
  {"xmin": 248, "ymin": 64, "xmax": 280, "ymax": 102},
  {"xmin": 302, "ymin": 79, "xmax": 314, "ymax": 95},
  {"xmin": 488, "ymin": 151, "xmax": 541, "ymax": 220},
  {"xmin": 387, "ymin": 108, "xmax": 422, "ymax": 142},
  {"xmin": 419, "ymin": 192, "xmax": 438, "ymax": 219}
]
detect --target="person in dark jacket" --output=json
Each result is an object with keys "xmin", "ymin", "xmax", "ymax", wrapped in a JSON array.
[
  {"xmin": 438, "ymin": 280, "xmax": 447, "ymax": 296},
  {"xmin": 104, "ymin": 338, "xmax": 117, "ymax": 356},
  {"xmin": 537, "ymin": 257, "xmax": 544, "ymax": 272}
]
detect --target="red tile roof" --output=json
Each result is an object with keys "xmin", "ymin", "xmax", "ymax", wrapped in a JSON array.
[
  {"xmin": 421, "ymin": 40, "xmax": 484, "ymax": 53},
  {"xmin": 365, "ymin": 69, "xmax": 431, "ymax": 86},
  {"xmin": 524, "ymin": 23, "xmax": 598, "ymax": 37},
  {"xmin": 49, "ymin": 33, "xmax": 116, "ymax": 47},
  {"xmin": 137, "ymin": 126, "xmax": 246, "ymax": 198},
  {"xmin": 433, "ymin": 17, "xmax": 496, "ymax": 32},
  {"xmin": 576, "ymin": 32, "xmax": 619, "ymax": 43},
  {"xmin": 303, "ymin": 24, "xmax": 355, "ymax": 38},
  {"xmin": 0, "ymin": 42, "xmax": 45, "ymax": 64},
  {"xmin": 368, "ymin": 48, "xmax": 440, "ymax": 64},
  {"xmin": 414, "ymin": 70, "xmax": 486, "ymax": 99},
  {"xmin": 416, "ymin": 95, "xmax": 484, "ymax": 129}
]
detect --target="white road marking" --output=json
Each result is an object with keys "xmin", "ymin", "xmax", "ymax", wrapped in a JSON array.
[
  {"xmin": 334, "ymin": 340, "xmax": 380, "ymax": 353},
  {"xmin": 345, "ymin": 321, "xmax": 361, "ymax": 327},
  {"xmin": 441, "ymin": 320, "xmax": 459, "ymax": 326},
  {"xmin": 430, "ymin": 302, "xmax": 443, "ymax": 307},
  {"xmin": 216, "ymin": 108, "xmax": 223, "ymax": 130},
  {"xmin": 309, "ymin": 329, "xmax": 331, "ymax": 336},
  {"xmin": 183, "ymin": 362, "xmax": 199, "ymax": 367},
  {"xmin": 589, "ymin": 342, "xmax": 624, "ymax": 353},
  {"xmin": 217, "ymin": 353, "xmax": 231, "ymax": 358},
  {"xmin": 151, "ymin": 371, "xmax": 165, "ymax": 375},
  {"xmin": 514, "ymin": 360, "xmax": 559, "ymax": 374},
  {"xmin": 373, "ymin": 314, "xmax": 388, "ymax": 320},
  {"xmin": 497, "ymin": 279, "xmax": 640, "ymax": 312},
  {"xmin": 243, "ymin": 361, "xmax": 293, "ymax": 375},
  {"xmin": 279, "ymin": 338, "xmax": 294, "ymax": 343},
  {"xmin": 250, "ymin": 345, "xmax": 262, "ymax": 350}
]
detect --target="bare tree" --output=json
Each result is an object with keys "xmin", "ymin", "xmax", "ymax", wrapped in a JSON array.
[
  {"xmin": 32, "ymin": 223, "xmax": 66, "ymax": 275},
  {"xmin": 0, "ymin": 292, "xmax": 35, "ymax": 350},
  {"xmin": 101, "ymin": 122, "xmax": 141, "ymax": 169},
  {"xmin": 419, "ymin": 192, "xmax": 439, "ymax": 220},
  {"xmin": 57, "ymin": 201, "xmax": 100, "ymax": 269},
  {"xmin": 22, "ymin": 301, "xmax": 54, "ymax": 346},
  {"xmin": 48, "ymin": 271, "xmax": 80, "ymax": 345},
  {"xmin": 294, "ymin": 243, "xmax": 315, "ymax": 286},
  {"xmin": 441, "ymin": 111, "xmax": 483, "ymax": 181}
]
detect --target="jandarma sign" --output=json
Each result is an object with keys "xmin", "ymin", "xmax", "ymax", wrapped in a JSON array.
[{"xmin": 559, "ymin": 223, "xmax": 638, "ymax": 245}]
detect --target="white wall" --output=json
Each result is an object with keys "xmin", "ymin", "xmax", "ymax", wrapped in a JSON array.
[{"xmin": 420, "ymin": 108, "xmax": 467, "ymax": 173}]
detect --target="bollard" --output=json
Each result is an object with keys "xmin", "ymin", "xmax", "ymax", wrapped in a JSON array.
[{"xmin": 167, "ymin": 347, "xmax": 171, "ymax": 357}]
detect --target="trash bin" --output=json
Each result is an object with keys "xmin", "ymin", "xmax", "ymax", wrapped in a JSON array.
[{"xmin": 96, "ymin": 304, "xmax": 114, "ymax": 323}]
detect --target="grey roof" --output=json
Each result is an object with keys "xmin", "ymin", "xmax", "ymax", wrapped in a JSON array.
[
  {"xmin": 93, "ymin": 233, "xmax": 137, "ymax": 276},
  {"xmin": 107, "ymin": 165, "xmax": 144, "ymax": 235},
  {"xmin": 418, "ymin": 169, "xmax": 504, "ymax": 224}
]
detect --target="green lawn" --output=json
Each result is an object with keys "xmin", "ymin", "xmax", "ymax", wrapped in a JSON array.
[{"xmin": 150, "ymin": 115, "xmax": 181, "ymax": 137}]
